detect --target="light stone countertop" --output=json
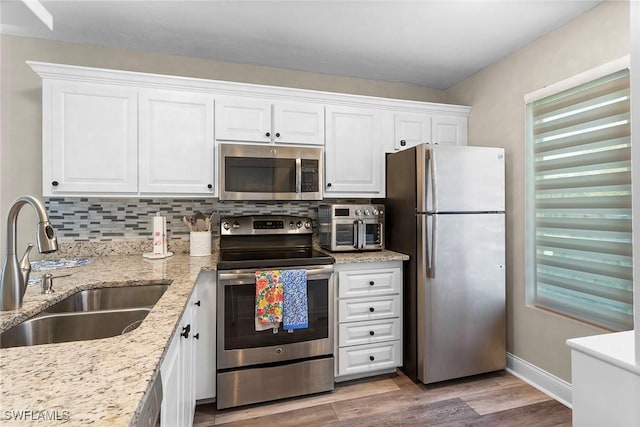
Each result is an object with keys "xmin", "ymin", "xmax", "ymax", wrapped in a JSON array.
[{"xmin": 0, "ymin": 248, "xmax": 408, "ymax": 426}]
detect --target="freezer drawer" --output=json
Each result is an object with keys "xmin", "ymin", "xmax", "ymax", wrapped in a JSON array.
[
  {"xmin": 338, "ymin": 318, "xmax": 401, "ymax": 347},
  {"xmin": 339, "ymin": 296, "xmax": 400, "ymax": 323}
]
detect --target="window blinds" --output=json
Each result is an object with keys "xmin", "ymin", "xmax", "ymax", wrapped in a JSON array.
[{"xmin": 530, "ymin": 69, "xmax": 633, "ymax": 330}]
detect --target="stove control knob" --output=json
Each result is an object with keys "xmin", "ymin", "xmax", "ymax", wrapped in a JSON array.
[
  {"xmin": 222, "ymin": 221, "xmax": 230, "ymax": 230},
  {"xmin": 232, "ymin": 221, "xmax": 240, "ymax": 229},
  {"xmin": 364, "ymin": 209, "xmax": 371, "ymax": 216},
  {"xmin": 379, "ymin": 209, "xmax": 384, "ymax": 215},
  {"xmin": 355, "ymin": 209, "xmax": 362, "ymax": 216},
  {"xmin": 373, "ymin": 208, "xmax": 379, "ymax": 216},
  {"xmin": 296, "ymin": 221, "xmax": 303, "ymax": 229},
  {"xmin": 304, "ymin": 221, "xmax": 311, "ymax": 229},
  {"xmin": 289, "ymin": 221, "xmax": 295, "ymax": 228}
]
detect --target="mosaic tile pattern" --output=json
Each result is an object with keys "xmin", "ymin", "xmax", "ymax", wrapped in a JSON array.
[{"xmin": 45, "ymin": 197, "xmax": 366, "ymax": 242}]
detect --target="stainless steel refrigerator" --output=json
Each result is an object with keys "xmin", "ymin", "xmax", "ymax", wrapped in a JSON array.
[{"xmin": 383, "ymin": 144, "xmax": 506, "ymax": 384}]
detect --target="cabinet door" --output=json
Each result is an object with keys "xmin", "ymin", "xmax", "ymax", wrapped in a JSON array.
[
  {"xmin": 325, "ymin": 106, "xmax": 386, "ymax": 196},
  {"xmin": 160, "ymin": 328, "xmax": 181, "ymax": 427},
  {"xmin": 179, "ymin": 303, "xmax": 196, "ymax": 427},
  {"xmin": 139, "ymin": 89, "xmax": 215, "ymax": 195},
  {"xmin": 194, "ymin": 272, "xmax": 216, "ymax": 401},
  {"xmin": 46, "ymin": 81, "xmax": 138, "ymax": 195},
  {"xmin": 394, "ymin": 113, "xmax": 431, "ymax": 150},
  {"xmin": 273, "ymin": 102, "xmax": 324, "ymax": 146},
  {"xmin": 431, "ymin": 115, "xmax": 468, "ymax": 145},
  {"xmin": 214, "ymin": 97, "xmax": 271, "ymax": 143}
]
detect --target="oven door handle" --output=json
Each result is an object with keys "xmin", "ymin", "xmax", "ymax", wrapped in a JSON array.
[
  {"xmin": 218, "ymin": 265, "xmax": 334, "ymax": 283},
  {"xmin": 359, "ymin": 220, "xmax": 366, "ymax": 249}
]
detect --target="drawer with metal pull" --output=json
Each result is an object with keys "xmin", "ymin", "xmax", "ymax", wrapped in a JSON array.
[
  {"xmin": 338, "ymin": 340, "xmax": 401, "ymax": 376},
  {"xmin": 338, "ymin": 295, "xmax": 400, "ymax": 323},
  {"xmin": 338, "ymin": 318, "xmax": 401, "ymax": 347},
  {"xmin": 338, "ymin": 267, "xmax": 401, "ymax": 298}
]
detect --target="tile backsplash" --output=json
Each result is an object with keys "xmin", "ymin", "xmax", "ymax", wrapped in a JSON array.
[{"xmin": 46, "ymin": 197, "xmax": 365, "ymax": 243}]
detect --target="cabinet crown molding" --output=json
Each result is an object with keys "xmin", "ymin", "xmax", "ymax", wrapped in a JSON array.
[{"xmin": 27, "ymin": 60, "xmax": 470, "ymax": 116}]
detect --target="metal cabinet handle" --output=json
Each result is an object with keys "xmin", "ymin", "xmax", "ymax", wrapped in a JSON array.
[
  {"xmin": 369, "ymin": 307, "xmax": 374, "ymax": 313},
  {"xmin": 193, "ymin": 333, "xmax": 200, "ymax": 340},
  {"xmin": 369, "ymin": 356, "xmax": 375, "ymax": 362},
  {"xmin": 195, "ymin": 300, "xmax": 201, "ymax": 307},
  {"xmin": 180, "ymin": 324, "xmax": 191, "ymax": 339},
  {"xmin": 265, "ymin": 132, "xmax": 271, "ymax": 137},
  {"xmin": 400, "ymin": 139, "xmax": 406, "ymax": 147},
  {"xmin": 369, "ymin": 281, "xmax": 375, "ymax": 286},
  {"xmin": 369, "ymin": 330, "xmax": 375, "ymax": 336}
]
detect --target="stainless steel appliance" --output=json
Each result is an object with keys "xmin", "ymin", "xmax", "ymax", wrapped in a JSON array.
[
  {"xmin": 216, "ymin": 215, "xmax": 335, "ymax": 409},
  {"xmin": 318, "ymin": 204, "xmax": 385, "ymax": 252},
  {"xmin": 382, "ymin": 144, "xmax": 506, "ymax": 384},
  {"xmin": 218, "ymin": 143, "xmax": 323, "ymax": 201}
]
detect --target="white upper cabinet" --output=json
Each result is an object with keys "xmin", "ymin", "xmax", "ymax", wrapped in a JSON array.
[
  {"xmin": 45, "ymin": 80, "xmax": 138, "ymax": 195},
  {"xmin": 139, "ymin": 89, "xmax": 215, "ymax": 195},
  {"xmin": 215, "ymin": 97, "xmax": 324, "ymax": 145},
  {"xmin": 325, "ymin": 106, "xmax": 389, "ymax": 197},
  {"xmin": 394, "ymin": 113, "xmax": 431, "ymax": 151},
  {"xmin": 394, "ymin": 113, "xmax": 468, "ymax": 151},
  {"xmin": 431, "ymin": 115, "xmax": 468, "ymax": 146},
  {"xmin": 31, "ymin": 62, "xmax": 470, "ymax": 198}
]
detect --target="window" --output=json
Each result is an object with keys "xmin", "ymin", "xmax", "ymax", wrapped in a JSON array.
[{"xmin": 526, "ymin": 66, "xmax": 632, "ymax": 331}]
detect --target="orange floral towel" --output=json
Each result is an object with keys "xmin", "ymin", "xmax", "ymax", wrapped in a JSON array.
[{"xmin": 255, "ymin": 270, "xmax": 284, "ymax": 325}]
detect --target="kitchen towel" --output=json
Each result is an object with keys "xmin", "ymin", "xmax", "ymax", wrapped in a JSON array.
[
  {"xmin": 282, "ymin": 269, "xmax": 309, "ymax": 331},
  {"xmin": 255, "ymin": 270, "xmax": 284, "ymax": 331}
]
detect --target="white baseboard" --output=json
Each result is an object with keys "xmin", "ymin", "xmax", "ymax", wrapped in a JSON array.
[{"xmin": 506, "ymin": 353, "xmax": 573, "ymax": 408}]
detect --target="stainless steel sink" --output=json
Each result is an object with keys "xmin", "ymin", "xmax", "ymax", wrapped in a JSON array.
[
  {"xmin": 43, "ymin": 284, "xmax": 169, "ymax": 313},
  {"xmin": 0, "ymin": 283, "xmax": 170, "ymax": 348},
  {"xmin": 0, "ymin": 308, "xmax": 151, "ymax": 349}
]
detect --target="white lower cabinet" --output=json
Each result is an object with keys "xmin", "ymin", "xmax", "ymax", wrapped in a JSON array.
[
  {"xmin": 161, "ymin": 302, "xmax": 195, "ymax": 427},
  {"xmin": 335, "ymin": 261, "xmax": 403, "ymax": 381},
  {"xmin": 161, "ymin": 272, "xmax": 216, "ymax": 426},
  {"xmin": 193, "ymin": 271, "xmax": 216, "ymax": 402}
]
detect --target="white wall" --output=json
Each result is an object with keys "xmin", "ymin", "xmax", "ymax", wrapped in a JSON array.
[{"xmin": 445, "ymin": 0, "xmax": 630, "ymax": 382}]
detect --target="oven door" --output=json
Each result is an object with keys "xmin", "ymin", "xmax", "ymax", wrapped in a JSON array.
[
  {"xmin": 330, "ymin": 219, "xmax": 384, "ymax": 251},
  {"xmin": 219, "ymin": 143, "xmax": 322, "ymax": 201},
  {"xmin": 217, "ymin": 265, "xmax": 333, "ymax": 369}
]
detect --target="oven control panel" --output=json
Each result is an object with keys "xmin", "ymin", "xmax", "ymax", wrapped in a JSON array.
[{"xmin": 220, "ymin": 215, "xmax": 313, "ymax": 235}]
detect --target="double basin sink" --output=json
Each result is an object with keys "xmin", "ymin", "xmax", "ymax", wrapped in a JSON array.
[{"xmin": 0, "ymin": 284, "xmax": 169, "ymax": 349}]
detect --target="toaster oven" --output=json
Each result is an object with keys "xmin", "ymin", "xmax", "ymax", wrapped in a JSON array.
[{"xmin": 318, "ymin": 204, "xmax": 384, "ymax": 252}]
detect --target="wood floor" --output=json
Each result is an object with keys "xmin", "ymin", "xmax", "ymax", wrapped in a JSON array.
[{"xmin": 193, "ymin": 370, "xmax": 571, "ymax": 426}]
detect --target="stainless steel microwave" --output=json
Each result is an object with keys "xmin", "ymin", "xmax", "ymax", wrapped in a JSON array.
[
  {"xmin": 318, "ymin": 204, "xmax": 385, "ymax": 252},
  {"xmin": 219, "ymin": 143, "xmax": 323, "ymax": 201}
]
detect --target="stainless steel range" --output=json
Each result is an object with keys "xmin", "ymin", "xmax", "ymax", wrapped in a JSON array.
[{"xmin": 216, "ymin": 215, "xmax": 335, "ymax": 409}]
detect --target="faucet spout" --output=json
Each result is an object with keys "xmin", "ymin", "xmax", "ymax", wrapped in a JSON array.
[{"xmin": 1, "ymin": 196, "xmax": 58, "ymax": 311}]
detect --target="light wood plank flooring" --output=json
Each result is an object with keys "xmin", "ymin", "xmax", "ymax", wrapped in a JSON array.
[{"xmin": 194, "ymin": 370, "xmax": 571, "ymax": 426}]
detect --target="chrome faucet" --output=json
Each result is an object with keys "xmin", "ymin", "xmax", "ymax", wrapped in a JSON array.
[{"xmin": 1, "ymin": 196, "xmax": 58, "ymax": 310}]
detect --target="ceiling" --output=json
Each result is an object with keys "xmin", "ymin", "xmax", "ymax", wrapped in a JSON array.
[{"xmin": 0, "ymin": 0, "xmax": 602, "ymax": 89}]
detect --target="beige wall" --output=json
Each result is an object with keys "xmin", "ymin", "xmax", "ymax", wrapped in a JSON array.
[
  {"xmin": 0, "ymin": 34, "xmax": 445, "ymax": 260},
  {"xmin": 445, "ymin": 0, "xmax": 630, "ymax": 382}
]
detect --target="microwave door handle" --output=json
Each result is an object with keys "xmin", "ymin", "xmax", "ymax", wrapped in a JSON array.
[{"xmin": 295, "ymin": 158, "xmax": 302, "ymax": 194}]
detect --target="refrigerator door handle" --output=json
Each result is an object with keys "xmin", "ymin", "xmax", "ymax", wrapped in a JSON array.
[
  {"xmin": 428, "ymin": 148, "xmax": 437, "ymax": 213},
  {"xmin": 428, "ymin": 214, "xmax": 436, "ymax": 278}
]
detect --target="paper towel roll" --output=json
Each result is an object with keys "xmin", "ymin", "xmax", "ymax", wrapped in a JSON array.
[{"xmin": 153, "ymin": 213, "xmax": 167, "ymax": 256}]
